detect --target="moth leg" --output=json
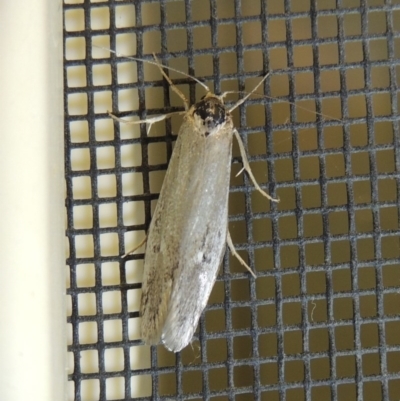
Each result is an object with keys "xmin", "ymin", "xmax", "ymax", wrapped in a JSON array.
[
  {"xmin": 122, "ymin": 236, "xmax": 147, "ymax": 258},
  {"xmin": 109, "ymin": 111, "xmax": 185, "ymax": 135},
  {"xmin": 226, "ymin": 231, "xmax": 256, "ymax": 279},
  {"xmin": 152, "ymin": 53, "xmax": 190, "ymax": 111},
  {"xmin": 233, "ymin": 129, "xmax": 279, "ymax": 203}
]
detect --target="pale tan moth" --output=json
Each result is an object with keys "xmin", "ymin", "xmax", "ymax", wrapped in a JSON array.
[{"xmin": 109, "ymin": 51, "xmax": 277, "ymax": 352}]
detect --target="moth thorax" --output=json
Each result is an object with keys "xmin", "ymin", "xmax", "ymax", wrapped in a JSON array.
[{"xmin": 193, "ymin": 97, "xmax": 226, "ymax": 136}]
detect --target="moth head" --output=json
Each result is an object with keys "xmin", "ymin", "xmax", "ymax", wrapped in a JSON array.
[{"xmin": 193, "ymin": 94, "xmax": 227, "ymax": 136}]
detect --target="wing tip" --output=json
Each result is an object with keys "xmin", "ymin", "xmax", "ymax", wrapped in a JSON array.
[
  {"xmin": 162, "ymin": 333, "xmax": 192, "ymax": 353},
  {"xmin": 161, "ymin": 317, "xmax": 197, "ymax": 353}
]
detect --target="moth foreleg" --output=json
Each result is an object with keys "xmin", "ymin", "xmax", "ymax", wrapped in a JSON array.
[
  {"xmin": 233, "ymin": 129, "xmax": 279, "ymax": 203},
  {"xmin": 108, "ymin": 111, "xmax": 185, "ymax": 135}
]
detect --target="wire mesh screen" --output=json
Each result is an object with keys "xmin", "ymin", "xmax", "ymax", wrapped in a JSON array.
[{"xmin": 64, "ymin": 0, "xmax": 400, "ymax": 400}]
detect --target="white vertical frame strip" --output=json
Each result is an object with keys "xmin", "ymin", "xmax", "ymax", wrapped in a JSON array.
[{"xmin": 0, "ymin": 0, "xmax": 66, "ymax": 400}]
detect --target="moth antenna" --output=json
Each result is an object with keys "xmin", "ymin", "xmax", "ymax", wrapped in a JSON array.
[
  {"xmin": 152, "ymin": 53, "xmax": 190, "ymax": 110},
  {"xmin": 94, "ymin": 46, "xmax": 210, "ymax": 92},
  {"xmin": 227, "ymin": 73, "xmax": 269, "ymax": 113},
  {"xmin": 225, "ymin": 90, "xmax": 341, "ymax": 122}
]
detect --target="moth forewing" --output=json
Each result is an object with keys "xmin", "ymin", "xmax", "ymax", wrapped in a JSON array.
[{"xmin": 141, "ymin": 94, "xmax": 235, "ymax": 352}]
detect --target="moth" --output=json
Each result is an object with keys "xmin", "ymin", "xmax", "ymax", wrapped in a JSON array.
[{"xmin": 112, "ymin": 53, "xmax": 277, "ymax": 352}]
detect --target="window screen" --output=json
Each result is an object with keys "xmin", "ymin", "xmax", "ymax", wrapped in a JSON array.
[{"xmin": 64, "ymin": 1, "xmax": 400, "ymax": 400}]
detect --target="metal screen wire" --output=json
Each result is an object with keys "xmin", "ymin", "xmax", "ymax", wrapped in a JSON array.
[{"xmin": 64, "ymin": 0, "xmax": 400, "ymax": 400}]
